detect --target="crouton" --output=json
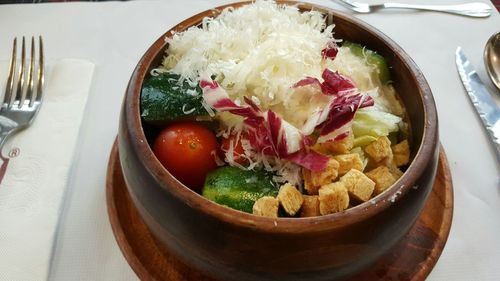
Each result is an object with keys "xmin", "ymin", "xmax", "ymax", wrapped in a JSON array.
[
  {"xmin": 277, "ymin": 183, "xmax": 304, "ymax": 216},
  {"xmin": 333, "ymin": 153, "xmax": 364, "ymax": 176},
  {"xmin": 318, "ymin": 182, "xmax": 349, "ymax": 215},
  {"xmin": 312, "ymin": 132, "xmax": 354, "ymax": 155},
  {"xmin": 300, "ymin": 195, "xmax": 321, "ymax": 217},
  {"xmin": 389, "ymin": 165, "xmax": 404, "ymax": 178},
  {"xmin": 392, "ymin": 140, "xmax": 410, "ymax": 167},
  {"xmin": 303, "ymin": 158, "xmax": 340, "ymax": 195},
  {"xmin": 364, "ymin": 136, "xmax": 393, "ymax": 164},
  {"xmin": 340, "ymin": 169, "xmax": 375, "ymax": 202},
  {"xmin": 366, "ymin": 166, "xmax": 397, "ymax": 195},
  {"xmin": 253, "ymin": 196, "xmax": 279, "ymax": 218}
]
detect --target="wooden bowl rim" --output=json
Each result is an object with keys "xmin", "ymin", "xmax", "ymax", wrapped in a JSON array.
[{"xmin": 122, "ymin": 1, "xmax": 438, "ymax": 233}]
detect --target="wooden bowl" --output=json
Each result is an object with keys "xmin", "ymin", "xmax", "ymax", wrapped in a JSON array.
[{"xmin": 118, "ymin": 1, "xmax": 439, "ymax": 280}]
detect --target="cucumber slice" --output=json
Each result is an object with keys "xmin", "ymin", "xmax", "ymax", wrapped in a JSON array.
[
  {"xmin": 202, "ymin": 166, "xmax": 279, "ymax": 213},
  {"xmin": 140, "ymin": 72, "xmax": 208, "ymax": 124}
]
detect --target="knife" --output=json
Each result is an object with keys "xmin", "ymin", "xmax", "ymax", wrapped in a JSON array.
[{"xmin": 455, "ymin": 47, "xmax": 500, "ymax": 160}]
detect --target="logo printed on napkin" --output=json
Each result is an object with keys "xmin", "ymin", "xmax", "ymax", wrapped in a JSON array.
[{"xmin": 0, "ymin": 145, "xmax": 23, "ymax": 185}]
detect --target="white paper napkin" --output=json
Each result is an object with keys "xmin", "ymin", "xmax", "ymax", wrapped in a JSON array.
[{"xmin": 0, "ymin": 59, "xmax": 94, "ymax": 281}]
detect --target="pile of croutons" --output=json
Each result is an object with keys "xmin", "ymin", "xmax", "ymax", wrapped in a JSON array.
[{"xmin": 252, "ymin": 135, "xmax": 410, "ymax": 218}]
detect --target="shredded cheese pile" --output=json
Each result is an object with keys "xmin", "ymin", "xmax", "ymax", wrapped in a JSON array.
[
  {"xmin": 161, "ymin": 0, "xmax": 334, "ymax": 123},
  {"xmin": 327, "ymin": 48, "xmax": 404, "ymax": 116}
]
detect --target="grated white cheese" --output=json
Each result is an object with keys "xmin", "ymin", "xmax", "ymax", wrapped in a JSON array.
[
  {"xmin": 327, "ymin": 46, "xmax": 378, "ymax": 92},
  {"xmin": 161, "ymin": 0, "xmax": 334, "ymax": 125},
  {"xmin": 328, "ymin": 47, "xmax": 404, "ymax": 117},
  {"xmin": 181, "ymin": 104, "xmax": 196, "ymax": 114}
]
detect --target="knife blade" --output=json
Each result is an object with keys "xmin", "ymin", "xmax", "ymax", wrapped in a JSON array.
[{"xmin": 455, "ymin": 47, "xmax": 500, "ymax": 160}]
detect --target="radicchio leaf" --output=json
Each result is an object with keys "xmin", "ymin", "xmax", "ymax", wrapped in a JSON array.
[
  {"xmin": 292, "ymin": 77, "xmax": 321, "ymax": 88},
  {"xmin": 293, "ymin": 68, "xmax": 374, "ymax": 143},
  {"xmin": 322, "ymin": 41, "xmax": 339, "ymax": 60},
  {"xmin": 286, "ymin": 150, "xmax": 330, "ymax": 171},
  {"xmin": 321, "ymin": 69, "xmax": 357, "ymax": 96},
  {"xmin": 200, "ymin": 79, "xmax": 329, "ymax": 171}
]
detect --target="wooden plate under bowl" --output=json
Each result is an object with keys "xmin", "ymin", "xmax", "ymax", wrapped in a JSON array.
[{"xmin": 106, "ymin": 141, "xmax": 453, "ymax": 281}]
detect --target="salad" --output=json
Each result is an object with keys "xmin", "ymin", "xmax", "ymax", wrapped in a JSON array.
[{"xmin": 141, "ymin": 0, "xmax": 410, "ymax": 218}]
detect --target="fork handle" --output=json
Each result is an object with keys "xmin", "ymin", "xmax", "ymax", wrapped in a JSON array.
[
  {"xmin": 0, "ymin": 130, "xmax": 13, "ymax": 157},
  {"xmin": 383, "ymin": 2, "xmax": 492, "ymax": 17},
  {"xmin": 0, "ymin": 117, "xmax": 17, "ymax": 157}
]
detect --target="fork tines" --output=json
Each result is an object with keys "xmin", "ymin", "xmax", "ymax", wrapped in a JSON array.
[{"xmin": 4, "ymin": 36, "xmax": 44, "ymax": 109}]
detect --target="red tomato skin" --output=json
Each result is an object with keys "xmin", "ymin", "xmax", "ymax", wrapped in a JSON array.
[
  {"xmin": 153, "ymin": 122, "xmax": 218, "ymax": 192},
  {"xmin": 221, "ymin": 135, "xmax": 248, "ymax": 165}
]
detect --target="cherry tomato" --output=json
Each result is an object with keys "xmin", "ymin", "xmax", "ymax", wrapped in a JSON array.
[
  {"xmin": 153, "ymin": 121, "xmax": 218, "ymax": 192},
  {"xmin": 221, "ymin": 134, "xmax": 248, "ymax": 165}
]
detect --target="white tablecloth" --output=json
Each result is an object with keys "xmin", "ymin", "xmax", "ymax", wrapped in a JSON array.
[{"xmin": 0, "ymin": 0, "xmax": 499, "ymax": 280}]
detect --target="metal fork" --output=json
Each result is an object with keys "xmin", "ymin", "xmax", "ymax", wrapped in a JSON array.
[
  {"xmin": 0, "ymin": 36, "xmax": 44, "ymax": 154},
  {"xmin": 334, "ymin": 0, "xmax": 492, "ymax": 18}
]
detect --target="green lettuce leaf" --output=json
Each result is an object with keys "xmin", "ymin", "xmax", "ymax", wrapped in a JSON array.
[{"xmin": 352, "ymin": 109, "xmax": 402, "ymax": 142}]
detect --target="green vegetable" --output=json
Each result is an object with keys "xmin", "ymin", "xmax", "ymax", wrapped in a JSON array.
[
  {"xmin": 202, "ymin": 166, "xmax": 279, "ymax": 213},
  {"xmin": 353, "ymin": 135, "xmax": 378, "ymax": 147},
  {"xmin": 140, "ymin": 72, "xmax": 208, "ymax": 124},
  {"xmin": 343, "ymin": 41, "xmax": 391, "ymax": 84},
  {"xmin": 353, "ymin": 110, "xmax": 402, "ymax": 140}
]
